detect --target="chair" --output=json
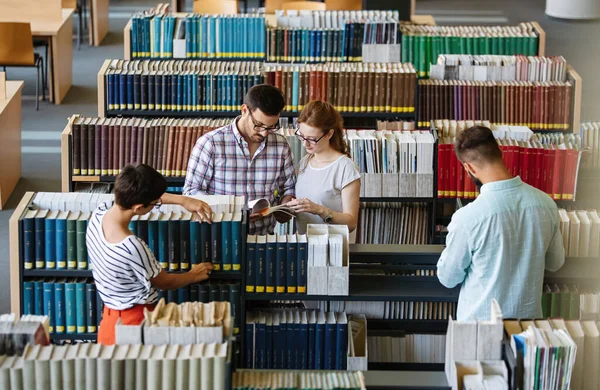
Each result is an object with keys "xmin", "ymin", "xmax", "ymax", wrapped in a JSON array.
[
  {"xmin": 325, "ymin": 0, "xmax": 362, "ymax": 10},
  {"xmin": 193, "ymin": 0, "xmax": 238, "ymax": 14},
  {"xmin": 63, "ymin": 0, "xmax": 85, "ymax": 50},
  {"xmin": 281, "ymin": 1, "xmax": 326, "ymax": 11},
  {"xmin": 0, "ymin": 23, "xmax": 46, "ymax": 110}
]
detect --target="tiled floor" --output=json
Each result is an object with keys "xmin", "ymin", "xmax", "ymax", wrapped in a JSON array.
[{"xmin": 0, "ymin": 0, "xmax": 598, "ymax": 313}]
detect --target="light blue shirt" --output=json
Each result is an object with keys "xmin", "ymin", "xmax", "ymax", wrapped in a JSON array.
[{"xmin": 437, "ymin": 176, "xmax": 565, "ymax": 321}]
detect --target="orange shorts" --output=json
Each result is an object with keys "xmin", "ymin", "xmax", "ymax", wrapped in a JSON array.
[{"xmin": 97, "ymin": 304, "xmax": 155, "ymax": 345}]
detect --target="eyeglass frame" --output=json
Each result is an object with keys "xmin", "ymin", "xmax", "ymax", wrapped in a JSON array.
[
  {"xmin": 149, "ymin": 198, "xmax": 162, "ymax": 209},
  {"xmin": 294, "ymin": 127, "xmax": 329, "ymax": 145},
  {"xmin": 247, "ymin": 109, "xmax": 281, "ymax": 133}
]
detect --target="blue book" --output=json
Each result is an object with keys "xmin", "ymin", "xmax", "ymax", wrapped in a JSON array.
[
  {"xmin": 218, "ymin": 283, "xmax": 228, "ymax": 302},
  {"xmin": 190, "ymin": 219, "xmax": 201, "ymax": 265},
  {"xmin": 297, "ymin": 234, "xmax": 307, "ymax": 294},
  {"xmin": 277, "ymin": 312, "xmax": 287, "ymax": 369},
  {"xmin": 137, "ymin": 214, "xmax": 149, "ymax": 243},
  {"xmin": 286, "ymin": 235, "xmax": 297, "ymax": 293},
  {"xmin": 85, "ymin": 283, "xmax": 97, "ymax": 333},
  {"xmin": 229, "ymin": 284, "xmax": 240, "ymax": 334},
  {"xmin": 198, "ymin": 284, "xmax": 209, "ymax": 303},
  {"xmin": 221, "ymin": 213, "xmax": 232, "ymax": 271},
  {"xmin": 246, "ymin": 235, "xmax": 257, "ymax": 293},
  {"xmin": 75, "ymin": 281, "xmax": 87, "ymax": 333},
  {"xmin": 307, "ymin": 311, "xmax": 317, "ymax": 369},
  {"xmin": 126, "ymin": 72, "xmax": 134, "ymax": 110},
  {"xmin": 245, "ymin": 315, "xmax": 255, "ymax": 368},
  {"xmin": 43, "ymin": 279, "xmax": 55, "ymax": 333},
  {"xmin": 185, "ymin": 18, "xmax": 192, "ymax": 58},
  {"xmin": 310, "ymin": 30, "xmax": 317, "ymax": 62},
  {"xmin": 157, "ymin": 212, "xmax": 170, "ymax": 269},
  {"xmin": 299, "ymin": 311, "xmax": 309, "ymax": 369},
  {"xmin": 177, "ymin": 286, "xmax": 190, "ymax": 303},
  {"xmin": 119, "ymin": 71, "xmax": 127, "ymax": 110},
  {"xmin": 241, "ymin": 17, "xmax": 248, "ymax": 58},
  {"xmin": 131, "ymin": 17, "xmax": 138, "ymax": 58},
  {"xmin": 208, "ymin": 284, "xmax": 219, "ymax": 302},
  {"xmin": 201, "ymin": 17, "xmax": 208, "ymax": 57},
  {"xmin": 255, "ymin": 236, "xmax": 266, "ymax": 293},
  {"xmin": 34, "ymin": 279, "xmax": 44, "ymax": 315},
  {"xmin": 44, "ymin": 211, "xmax": 58, "ymax": 269},
  {"xmin": 285, "ymin": 312, "xmax": 294, "ymax": 369},
  {"xmin": 54, "ymin": 280, "xmax": 66, "ymax": 334},
  {"xmin": 315, "ymin": 311, "xmax": 326, "ymax": 369},
  {"xmin": 157, "ymin": 289, "xmax": 165, "ymax": 303},
  {"xmin": 23, "ymin": 281, "xmax": 34, "ymax": 315},
  {"xmin": 335, "ymin": 312, "xmax": 348, "ymax": 370},
  {"xmin": 256, "ymin": 315, "xmax": 266, "ymax": 369},
  {"xmin": 179, "ymin": 213, "xmax": 191, "ymax": 271},
  {"xmin": 265, "ymin": 314, "xmax": 273, "ymax": 369},
  {"xmin": 167, "ymin": 289, "xmax": 177, "ymax": 304},
  {"xmin": 189, "ymin": 284, "xmax": 199, "ymax": 302},
  {"xmin": 208, "ymin": 17, "xmax": 216, "ymax": 57},
  {"xmin": 260, "ymin": 17, "xmax": 266, "ymax": 59},
  {"xmin": 275, "ymin": 235, "xmax": 286, "ymax": 294},
  {"xmin": 324, "ymin": 311, "xmax": 337, "ymax": 370},
  {"xmin": 231, "ymin": 213, "xmax": 242, "ymax": 271},
  {"xmin": 34, "ymin": 210, "xmax": 48, "ymax": 269},
  {"xmin": 272, "ymin": 313, "xmax": 280, "ymax": 369},
  {"xmin": 65, "ymin": 280, "xmax": 76, "ymax": 334},
  {"xmin": 211, "ymin": 214, "xmax": 223, "ymax": 271},
  {"xmin": 293, "ymin": 311, "xmax": 301, "ymax": 369},
  {"xmin": 22, "ymin": 210, "xmax": 37, "ymax": 270},
  {"xmin": 147, "ymin": 213, "xmax": 159, "ymax": 259},
  {"xmin": 265, "ymin": 235, "xmax": 276, "ymax": 294},
  {"xmin": 292, "ymin": 69, "xmax": 299, "ymax": 112},
  {"xmin": 200, "ymin": 221, "xmax": 211, "ymax": 264}
]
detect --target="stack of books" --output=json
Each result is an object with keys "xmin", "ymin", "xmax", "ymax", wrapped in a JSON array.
[
  {"xmin": 244, "ymin": 310, "xmax": 348, "ymax": 371},
  {"xmin": 70, "ymin": 116, "xmax": 229, "ymax": 177},
  {"xmin": 368, "ymin": 333, "xmax": 446, "ymax": 364},
  {"xmin": 0, "ymin": 315, "xmax": 49, "ymax": 357},
  {"xmin": 103, "ymin": 59, "xmax": 263, "ymax": 113},
  {"xmin": 328, "ymin": 300, "xmax": 457, "ymax": 320},
  {"xmin": 1, "ymin": 343, "xmax": 229, "ymax": 390},
  {"xmin": 557, "ymin": 209, "xmax": 600, "ymax": 257},
  {"xmin": 430, "ymin": 55, "xmax": 567, "ymax": 82},
  {"xmin": 130, "ymin": 13, "xmax": 266, "ymax": 60},
  {"xmin": 400, "ymin": 23, "xmax": 541, "ymax": 76},
  {"xmin": 262, "ymin": 62, "xmax": 417, "ymax": 113},
  {"xmin": 541, "ymin": 283, "xmax": 582, "ymax": 320},
  {"xmin": 434, "ymin": 121, "xmax": 582, "ymax": 200},
  {"xmin": 417, "ymin": 79, "xmax": 573, "ymax": 131},
  {"xmin": 356, "ymin": 202, "xmax": 430, "ymax": 245},
  {"xmin": 232, "ymin": 371, "xmax": 365, "ymax": 390}
]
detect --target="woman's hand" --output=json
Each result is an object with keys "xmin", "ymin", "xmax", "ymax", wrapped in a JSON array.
[
  {"xmin": 189, "ymin": 262, "xmax": 213, "ymax": 283},
  {"xmin": 182, "ymin": 197, "xmax": 213, "ymax": 223},
  {"xmin": 287, "ymin": 198, "xmax": 324, "ymax": 216}
]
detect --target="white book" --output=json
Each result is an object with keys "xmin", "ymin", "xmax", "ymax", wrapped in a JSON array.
[
  {"xmin": 582, "ymin": 321, "xmax": 600, "ymax": 390},
  {"xmin": 96, "ymin": 345, "xmax": 115, "ymax": 390},
  {"xmin": 175, "ymin": 345, "xmax": 192, "ymax": 390},
  {"xmin": 34, "ymin": 345, "xmax": 54, "ymax": 390},
  {"xmin": 567, "ymin": 211, "xmax": 581, "ymax": 257},
  {"xmin": 588, "ymin": 211, "xmax": 600, "ymax": 257},
  {"xmin": 123, "ymin": 344, "xmax": 141, "ymax": 390},
  {"xmin": 50, "ymin": 345, "xmax": 68, "ymax": 390},
  {"xmin": 22, "ymin": 344, "xmax": 41, "ymax": 390},
  {"xmin": 558, "ymin": 209, "xmax": 570, "ymax": 255},
  {"xmin": 200, "ymin": 343, "xmax": 215, "ymax": 390},
  {"xmin": 576, "ymin": 211, "xmax": 591, "ymax": 257},
  {"xmin": 109, "ymin": 345, "xmax": 129, "ymax": 390},
  {"xmin": 135, "ymin": 345, "xmax": 154, "ymax": 390},
  {"xmin": 162, "ymin": 345, "xmax": 180, "ymax": 390},
  {"xmin": 148, "ymin": 345, "xmax": 167, "ymax": 390}
]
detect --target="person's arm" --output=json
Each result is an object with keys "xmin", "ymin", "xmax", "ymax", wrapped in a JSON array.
[
  {"xmin": 161, "ymin": 193, "xmax": 212, "ymax": 222},
  {"xmin": 436, "ymin": 221, "xmax": 473, "ymax": 288},
  {"xmin": 278, "ymin": 144, "xmax": 297, "ymax": 200},
  {"xmin": 151, "ymin": 262, "xmax": 213, "ymax": 290},
  {"xmin": 183, "ymin": 136, "xmax": 214, "ymax": 196},
  {"xmin": 545, "ymin": 216, "xmax": 565, "ymax": 272}
]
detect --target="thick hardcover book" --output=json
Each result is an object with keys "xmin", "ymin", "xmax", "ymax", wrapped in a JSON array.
[
  {"xmin": 75, "ymin": 281, "xmax": 87, "ymax": 333},
  {"xmin": 246, "ymin": 235, "xmax": 257, "ymax": 293},
  {"xmin": 54, "ymin": 280, "xmax": 66, "ymax": 334},
  {"xmin": 43, "ymin": 279, "xmax": 55, "ymax": 333},
  {"xmin": 275, "ymin": 234, "xmax": 286, "ymax": 293},
  {"xmin": 179, "ymin": 213, "xmax": 191, "ymax": 271},
  {"xmin": 168, "ymin": 213, "xmax": 181, "ymax": 271},
  {"xmin": 34, "ymin": 210, "xmax": 48, "ymax": 269},
  {"xmin": 255, "ymin": 236, "xmax": 267, "ymax": 293},
  {"xmin": 65, "ymin": 280, "xmax": 77, "ymax": 334},
  {"xmin": 85, "ymin": 282, "xmax": 97, "ymax": 333},
  {"xmin": 265, "ymin": 235, "xmax": 277, "ymax": 294},
  {"xmin": 211, "ymin": 214, "xmax": 223, "ymax": 271}
]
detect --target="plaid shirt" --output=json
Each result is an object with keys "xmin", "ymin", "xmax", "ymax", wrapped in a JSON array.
[{"xmin": 183, "ymin": 117, "xmax": 296, "ymax": 234}]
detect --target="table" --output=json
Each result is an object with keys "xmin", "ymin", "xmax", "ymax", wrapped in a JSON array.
[
  {"xmin": 0, "ymin": 80, "xmax": 24, "ymax": 209},
  {"xmin": 30, "ymin": 8, "xmax": 74, "ymax": 104}
]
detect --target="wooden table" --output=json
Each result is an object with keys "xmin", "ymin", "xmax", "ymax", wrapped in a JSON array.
[
  {"xmin": 0, "ymin": 81, "xmax": 24, "ymax": 209},
  {"xmin": 30, "ymin": 8, "xmax": 74, "ymax": 104},
  {"xmin": 89, "ymin": 0, "xmax": 109, "ymax": 46}
]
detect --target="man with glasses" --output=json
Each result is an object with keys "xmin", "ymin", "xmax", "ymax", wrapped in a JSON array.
[{"xmin": 183, "ymin": 84, "xmax": 296, "ymax": 234}]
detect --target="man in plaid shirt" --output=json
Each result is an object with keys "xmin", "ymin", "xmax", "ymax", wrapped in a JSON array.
[{"xmin": 183, "ymin": 85, "xmax": 296, "ymax": 234}]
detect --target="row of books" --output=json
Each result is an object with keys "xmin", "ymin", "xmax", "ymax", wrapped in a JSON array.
[
  {"xmin": 232, "ymin": 371, "xmax": 365, "ymax": 390},
  {"xmin": 71, "ymin": 116, "xmax": 228, "ymax": 177},
  {"xmin": 355, "ymin": 203, "xmax": 430, "ymax": 245},
  {"xmin": 130, "ymin": 14, "xmax": 266, "ymax": 59},
  {"xmin": 580, "ymin": 122, "xmax": 600, "ymax": 170},
  {"xmin": 1, "ymin": 343, "xmax": 228, "ymax": 390},
  {"xmin": 21, "ymin": 207, "xmax": 243, "ymax": 272},
  {"xmin": 262, "ymin": 62, "xmax": 416, "ymax": 113},
  {"xmin": 104, "ymin": 60, "xmax": 263, "ymax": 113},
  {"xmin": 244, "ymin": 311, "xmax": 348, "ymax": 371},
  {"xmin": 329, "ymin": 300, "xmax": 457, "ymax": 321},
  {"xmin": 347, "ymin": 130, "xmax": 434, "ymax": 198},
  {"xmin": 541, "ymin": 283, "xmax": 599, "ymax": 320},
  {"xmin": 558, "ymin": 209, "xmax": 600, "ymax": 258},
  {"xmin": 0, "ymin": 316, "xmax": 49, "ymax": 357},
  {"xmin": 430, "ymin": 55, "xmax": 568, "ymax": 82},
  {"xmin": 368, "ymin": 334, "xmax": 446, "ymax": 364},
  {"xmin": 246, "ymin": 234, "xmax": 307, "ymax": 295},
  {"xmin": 504, "ymin": 319, "xmax": 600, "ymax": 390},
  {"xmin": 399, "ymin": 23, "xmax": 541, "ymax": 76},
  {"xmin": 22, "ymin": 278, "xmax": 100, "ymax": 335},
  {"xmin": 417, "ymin": 79, "xmax": 573, "ymax": 131}
]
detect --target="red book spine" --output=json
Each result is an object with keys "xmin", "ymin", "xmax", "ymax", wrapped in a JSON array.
[
  {"xmin": 72, "ymin": 122, "xmax": 80, "ymax": 175},
  {"xmin": 94, "ymin": 124, "xmax": 101, "ymax": 175},
  {"xmin": 80, "ymin": 123, "xmax": 88, "ymax": 175},
  {"xmin": 534, "ymin": 145, "xmax": 543, "ymax": 190},
  {"xmin": 551, "ymin": 148, "xmax": 566, "ymax": 200},
  {"xmin": 101, "ymin": 124, "xmax": 108, "ymax": 175},
  {"xmin": 449, "ymin": 144, "xmax": 458, "ymax": 198},
  {"xmin": 113, "ymin": 124, "xmax": 120, "ymax": 175},
  {"xmin": 107, "ymin": 124, "xmax": 113, "ymax": 175},
  {"xmin": 456, "ymin": 150, "xmax": 464, "ymax": 199},
  {"xmin": 136, "ymin": 126, "xmax": 144, "ymax": 164},
  {"xmin": 437, "ymin": 143, "xmax": 444, "ymax": 198},
  {"xmin": 522, "ymin": 146, "xmax": 530, "ymax": 184},
  {"xmin": 512, "ymin": 143, "xmax": 520, "ymax": 177}
]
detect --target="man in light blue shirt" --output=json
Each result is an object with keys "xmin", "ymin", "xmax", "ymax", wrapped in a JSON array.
[{"xmin": 437, "ymin": 126, "xmax": 565, "ymax": 321}]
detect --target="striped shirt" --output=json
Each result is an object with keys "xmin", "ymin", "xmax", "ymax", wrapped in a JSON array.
[
  {"xmin": 86, "ymin": 202, "xmax": 162, "ymax": 310},
  {"xmin": 183, "ymin": 117, "xmax": 296, "ymax": 235}
]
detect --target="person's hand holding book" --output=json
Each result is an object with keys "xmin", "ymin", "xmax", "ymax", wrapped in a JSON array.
[{"xmin": 182, "ymin": 197, "xmax": 213, "ymax": 223}]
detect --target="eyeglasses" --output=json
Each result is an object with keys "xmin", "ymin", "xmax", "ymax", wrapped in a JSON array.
[
  {"xmin": 149, "ymin": 198, "xmax": 162, "ymax": 209},
  {"xmin": 248, "ymin": 110, "xmax": 280, "ymax": 133},
  {"xmin": 295, "ymin": 127, "xmax": 328, "ymax": 145}
]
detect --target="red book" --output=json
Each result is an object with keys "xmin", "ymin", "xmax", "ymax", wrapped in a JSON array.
[
  {"xmin": 521, "ymin": 144, "xmax": 531, "ymax": 184},
  {"xmin": 449, "ymin": 144, "xmax": 458, "ymax": 198},
  {"xmin": 534, "ymin": 143, "xmax": 543, "ymax": 190},
  {"xmin": 541, "ymin": 146, "xmax": 552, "ymax": 195},
  {"xmin": 456, "ymin": 149, "xmax": 464, "ymax": 199},
  {"xmin": 437, "ymin": 143, "xmax": 444, "ymax": 198},
  {"xmin": 551, "ymin": 147, "xmax": 566, "ymax": 200},
  {"xmin": 563, "ymin": 148, "xmax": 579, "ymax": 200},
  {"xmin": 512, "ymin": 142, "xmax": 520, "ymax": 177}
]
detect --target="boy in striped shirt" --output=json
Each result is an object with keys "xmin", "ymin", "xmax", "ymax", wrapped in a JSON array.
[{"xmin": 87, "ymin": 163, "xmax": 214, "ymax": 345}]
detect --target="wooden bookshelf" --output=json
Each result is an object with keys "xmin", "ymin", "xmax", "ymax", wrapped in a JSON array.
[
  {"xmin": 0, "ymin": 81, "xmax": 24, "ymax": 209},
  {"xmin": 567, "ymin": 65, "xmax": 582, "ymax": 135},
  {"xmin": 531, "ymin": 21, "xmax": 546, "ymax": 56}
]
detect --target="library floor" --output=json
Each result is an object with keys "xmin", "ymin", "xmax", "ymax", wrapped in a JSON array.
[{"xmin": 0, "ymin": 0, "xmax": 599, "ymax": 313}]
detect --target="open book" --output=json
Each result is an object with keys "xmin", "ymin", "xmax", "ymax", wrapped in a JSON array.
[{"xmin": 248, "ymin": 198, "xmax": 295, "ymax": 218}]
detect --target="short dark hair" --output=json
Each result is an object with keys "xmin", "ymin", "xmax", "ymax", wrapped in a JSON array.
[
  {"xmin": 114, "ymin": 164, "xmax": 167, "ymax": 209},
  {"xmin": 244, "ymin": 84, "xmax": 285, "ymax": 116},
  {"xmin": 455, "ymin": 125, "xmax": 502, "ymax": 165}
]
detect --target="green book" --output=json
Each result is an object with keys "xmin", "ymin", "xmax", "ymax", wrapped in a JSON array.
[
  {"xmin": 491, "ymin": 36, "xmax": 498, "ymax": 55},
  {"xmin": 66, "ymin": 212, "xmax": 80, "ymax": 270},
  {"xmin": 549, "ymin": 284, "xmax": 561, "ymax": 318},
  {"xmin": 401, "ymin": 33, "xmax": 409, "ymax": 63},
  {"xmin": 76, "ymin": 212, "xmax": 90, "ymax": 270},
  {"xmin": 569, "ymin": 285, "xmax": 580, "ymax": 320},
  {"xmin": 541, "ymin": 285, "xmax": 551, "ymax": 318},
  {"xmin": 559, "ymin": 284, "xmax": 571, "ymax": 319}
]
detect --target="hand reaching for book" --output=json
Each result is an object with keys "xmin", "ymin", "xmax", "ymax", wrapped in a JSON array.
[
  {"xmin": 182, "ymin": 197, "xmax": 212, "ymax": 223},
  {"xmin": 287, "ymin": 198, "xmax": 322, "ymax": 216},
  {"xmin": 189, "ymin": 262, "xmax": 213, "ymax": 283}
]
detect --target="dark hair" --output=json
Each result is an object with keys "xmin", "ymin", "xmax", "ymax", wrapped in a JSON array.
[
  {"xmin": 455, "ymin": 125, "xmax": 502, "ymax": 165},
  {"xmin": 297, "ymin": 100, "xmax": 350, "ymax": 171},
  {"xmin": 244, "ymin": 84, "xmax": 285, "ymax": 116},
  {"xmin": 114, "ymin": 164, "xmax": 167, "ymax": 209}
]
